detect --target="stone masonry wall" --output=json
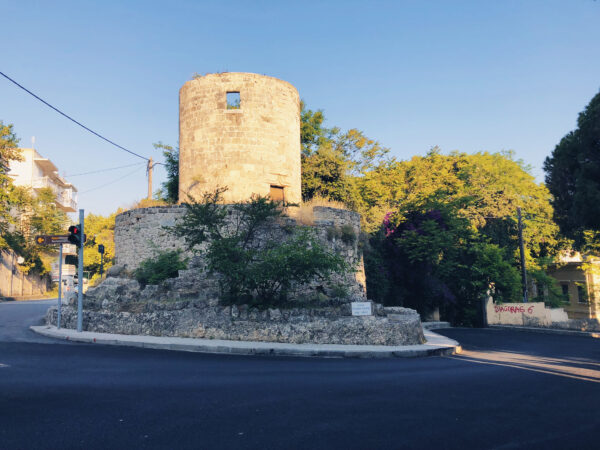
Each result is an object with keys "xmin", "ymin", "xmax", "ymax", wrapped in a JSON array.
[
  {"xmin": 46, "ymin": 278, "xmax": 424, "ymax": 346},
  {"xmin": 60, "ymin": 205, "xmax": 426, "ymax": 346},
  {"xmin": 114, "ymin": 205, "xmax": 367, "ymax": 299},
  {"xmin": 179, "ymin": 73, "xmax": 301, "ymax": 204}
]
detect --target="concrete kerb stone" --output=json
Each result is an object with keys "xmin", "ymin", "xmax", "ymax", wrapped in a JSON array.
[
  {"xmin": 422, "ymin": 321, "xmax": 452, "ymax": 330},
  {"xmin": 30, "ymin": 325, "xmax": 461, "ymax": 358}
]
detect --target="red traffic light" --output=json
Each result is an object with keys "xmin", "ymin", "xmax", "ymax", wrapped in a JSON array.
[{"xmin": 68, "ymin": 224, "xmax": 82, "ymax": 246}]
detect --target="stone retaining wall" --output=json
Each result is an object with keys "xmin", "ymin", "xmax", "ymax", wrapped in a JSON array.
[
  {"xmin": 46, "ymin": 278, "xmax": 424, "ymax": 346},
  {"xmin": 114, "ymin": 204, "xmax": 366, "ymax": 299}
]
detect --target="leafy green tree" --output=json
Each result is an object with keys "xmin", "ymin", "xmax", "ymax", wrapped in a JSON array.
[
  {"xmin": 300, "ymin": 103, "xmax": 389, "ymax": 205},
  {"xmin": 356, "ymin": 149, "xmax": 561, "ymax": 265},
  {"xmin": 0, "ymin": 121, "xmax": 21, "ymax": 248},
  {"xmin": 544, "ymin": 90, "xmax": 600, "ymax": 247},
  {"xmin": 29, "ymin": 188, "xmax": 69, "ymax": 236},
  {"xmin": 300, "ymin": 101, "xmax": 338, "ymax": 157},
  {"xmin": 366, "ymin": 198, "xmax": 521, "ymax": 325},
  {"xmin": 168, "ymin": 188, "xmax": 348, "ymax": 306},
  {"xmin": 154, "ymin": 142, "xmax": 179, "ymax": 204},
  {"xmin": 83, "ymin": 212, "xmax": 118, "ymax": 280}
]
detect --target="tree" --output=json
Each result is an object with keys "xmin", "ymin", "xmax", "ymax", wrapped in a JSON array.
[
  {"xmin": 356, "ymin": 150, "xmax": 560, "ymax": 260},
  {"xmin": 168, "ymin": 188, "xmax": 348, "ymax": 306},
  {"xmin": 544, "ymin": 90, "xmax": 600, "ymax": 247},
  {"xmin": 300, "ymin": 103, "xmax": 389, "ymax": 205},
  {"xmin": 29, "ymin": 188, "xmax": 69, "ymax": 236},
  {"xmin": 83, "ymin": 212, "xmax": 117, "ymax": 281},
  {"xmin": 366, "ymin": 198, "xmax": 522, "ymax": 326},
  {"xmin": 154, "ymin": 142, "xmax": 179, "ymax": 204},
  {"xmin": 0, "ymin": 121, "xmax": 21, "ymax": 248}
]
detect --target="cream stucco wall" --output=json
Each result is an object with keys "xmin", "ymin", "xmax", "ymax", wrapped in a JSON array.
[
  {"xmin": 486, "ymin": 300, "xmax": 551, "ymax": 326},
  {"xmin": 8, "ymin": 148, "xmax": 78, "ymax": 212}
]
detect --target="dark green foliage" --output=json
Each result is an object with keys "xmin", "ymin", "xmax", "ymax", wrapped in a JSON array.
[
  {"xmin": 528, "ymin": 268, "xmax": 566, "ymax": 308},
  {"xmin": 154, "ymin": 142, "xmax": 179, "ymax": 204},
  {"xmin": 0, "ymin": 121, "xmax": 21, "ymax": 248},
  {"xmin": 365, "ymin": 199, "xmax": 522, "ymax": 326},
  {"xmin": 544, "ymin": 90, "xmax": 600, "ymax": 247},
  {"xmin": 340, "ymin": 224, "xmax": 356, "ymax": 244},
  {"xmin": 133, "ymin": 250, "xmax": 188, "ymax": 288},
  {"xmin": 168, "ymin": 189, "xmax": 348, "ymax": 306}
]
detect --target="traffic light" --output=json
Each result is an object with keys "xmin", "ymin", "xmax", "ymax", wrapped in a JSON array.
[{"xmin": 67, "ymin": 225, "xmax": 86, "ymax": 247}]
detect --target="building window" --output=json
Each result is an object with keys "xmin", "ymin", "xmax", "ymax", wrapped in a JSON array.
[
  {"xmin": 226, "ymin": 92, "xmax": 241, "ymax": 110},
  {"xmin": 577, "ymin": 285, "xmax": 587, "ymax": 303},
  {"xmin": 269, "ymin": 185, "xmax": 284, "ymax": 202},
  {"xmin": 561, "ymin": 283, "xmax": 570, "ymax": 303}
]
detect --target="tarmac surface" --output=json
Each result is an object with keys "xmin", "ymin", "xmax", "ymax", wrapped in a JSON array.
[{"xmin": 1, "ymin": 300, "xmax": 599, "ymax": 449}]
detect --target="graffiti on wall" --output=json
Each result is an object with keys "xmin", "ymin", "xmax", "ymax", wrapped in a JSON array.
[{"xmin": 494, "ymin": 305, "xmax": 535, "ymax": 314}]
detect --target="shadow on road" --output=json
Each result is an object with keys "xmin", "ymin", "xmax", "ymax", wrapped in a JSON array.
[
  {"xmin": 449, "ymin": 349, "xmax": 600, "ymax": 383},
  {"xmin": 438, "ymin": 327, "xmax": 600, "ymax": 383}
]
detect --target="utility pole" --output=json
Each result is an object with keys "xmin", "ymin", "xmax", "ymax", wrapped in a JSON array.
[
  {"xmin": 517, "ymin": 207, "xmax": 528, "ymax": 303},
  {"xmin": 77, "ymin": 209, "xmax": 84, "ymax": 332},
  {"xmin": 147, "ymin": 157, "xmax": 153, "ymax": 200},
  {"xmin": 57, "ymin": 243, "xmax": 63, "ymax": 329}
]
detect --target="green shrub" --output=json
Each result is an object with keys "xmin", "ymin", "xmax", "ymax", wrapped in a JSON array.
[
  {"xmin": 326, "ymin": 226, "xmax": 341, "ymax": 240},
  {"xmin": 340, "ymin": 224, "xmax": 356, "ymax": 244},
  {"xmin": 168, "ymin": 189, "xmax": 349, "ymax": 306},
  {"xmin": 133, "ymin": 250, "xmax": 188, "ymax": 288},
  {"xmin": 329, "ymin": 284, "xmax": 349, "ymax": 298}
]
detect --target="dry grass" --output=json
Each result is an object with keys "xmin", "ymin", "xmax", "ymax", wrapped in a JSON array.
[
  {"xmin": 290, "ymin": 195, "xmax": 347, "ymax": 226},
  {"xmin": 124, "ymin": 198, "xmax": 169, "ymax": 211}
]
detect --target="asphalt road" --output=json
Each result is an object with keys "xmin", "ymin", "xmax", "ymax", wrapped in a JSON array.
[{"xmin": 1, "ymin": 301, "xmax": 599, "ymax": 449}]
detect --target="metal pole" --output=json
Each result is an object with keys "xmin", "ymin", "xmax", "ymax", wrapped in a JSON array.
[
  {"xmin": 77, "ymin": 209, "xmax": 84, "ymax": 332},
  {"xmin": 57, "ymin": 243, "xmax": 63, "ymax": 329},
  {"xmin": 100, "ymin": 252, "xmax": 104, "ymax": 277},
  {"xmin": 517, "ymin": 207, "xmax": 528, "ymax": 303}
]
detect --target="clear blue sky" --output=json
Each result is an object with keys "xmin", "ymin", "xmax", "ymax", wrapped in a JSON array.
[{"xmin": 2, "ymin": 0, "xmax": 599, "ymax": 216}]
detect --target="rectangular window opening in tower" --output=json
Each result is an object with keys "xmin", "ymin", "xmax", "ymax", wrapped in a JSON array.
[
  {"xmin": 226, "ymin": 92, "xmax": 241, "ymax": 110},
  {"xmin": 270, "ymin": 185, "xmax": 284, "ymax": 202}
]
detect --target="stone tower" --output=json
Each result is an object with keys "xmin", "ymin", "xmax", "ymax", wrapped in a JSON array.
[{"xmin": 179, "ymin": 72, "xmax": 301, "ymax": 204}]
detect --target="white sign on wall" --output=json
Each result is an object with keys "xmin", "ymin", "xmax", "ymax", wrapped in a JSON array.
[{"xmin": 351, "ymin": 302, "xmax": 372, "ymax": 316}]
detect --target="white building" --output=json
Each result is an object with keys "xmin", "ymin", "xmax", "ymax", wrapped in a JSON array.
[
  {"xmin": 8, "ymin": 148, "xmax": 78, "ymax": 285},
  {"xmin": 8, "ymin": 148, "xmax": 77, "ymax": 213}
]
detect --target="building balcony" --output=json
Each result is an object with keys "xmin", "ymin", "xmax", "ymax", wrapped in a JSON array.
[
  {"xmin": 32, "ymin": 177, "xmax": 77, "ymax": 212},
  {"xmin": 57, "ymin": 194, "xmax": 77, "ymax": 212},
  {"xmin": 32, "ymin": 176, "xmax": 52, "ymax": 190}
]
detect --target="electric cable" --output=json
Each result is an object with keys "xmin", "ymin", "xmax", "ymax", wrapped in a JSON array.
[
  {"xmin": 65, "ymin": 162, "xmax": 146, "ymax": 177},
  {"xmin": 79, "ymin": 166, "xmax": 146, "ymax": 195},
  {"xmin": 0, "ymin": 70, "xmax": 149, "ymax": 161}
]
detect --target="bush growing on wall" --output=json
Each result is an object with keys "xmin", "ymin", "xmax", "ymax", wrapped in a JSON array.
[
  {"xmin": 133, "ymin": 249, "xmax": 188, "ymax": 288},
  {"xmin": 168, "ymin": 188, "xmax": 348, "ymax": 306}
]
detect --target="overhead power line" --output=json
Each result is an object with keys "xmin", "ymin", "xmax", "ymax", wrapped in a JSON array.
[
  {"xmin": 0, "ymin": 70, "xmax": 149, "ymax": 161},
  {"xmin": 79, "ymin": 166, "xmax": 146, "ymax": 195},
  {"xmin": 65, "ymin": 162, "xmax": 146, "ymax": 177}
]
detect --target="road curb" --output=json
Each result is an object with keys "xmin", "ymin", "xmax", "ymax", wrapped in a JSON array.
[
  {"xmin": 489, "ymin": 325, "xmax": 600, "ymax": 338},
  {"xmin": 30, "ymin": 325, "xmax": 461, "ymax": 358}
]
